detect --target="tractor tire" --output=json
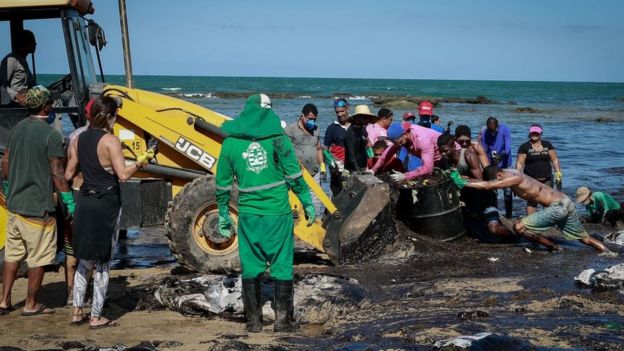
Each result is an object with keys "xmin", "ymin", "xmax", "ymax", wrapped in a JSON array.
[{"xmin": 165, "ymin": 175, "xmax": 241, "ymax": 273}]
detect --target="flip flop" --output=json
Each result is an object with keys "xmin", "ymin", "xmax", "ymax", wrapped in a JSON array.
[
  {"xmin": 21, "ymin": 304, "xmax": 55, "ymax": 316},
  {"xmin": 0, "ymin": 306, "xmax": 13, "ymax": 315},
  {"xmin": 89, "ymin": 318, "xmax": 118, "ymax": 329},
  {"xmin": 70, "ymin": 313, "xmax": 88, "ymax": 326}
]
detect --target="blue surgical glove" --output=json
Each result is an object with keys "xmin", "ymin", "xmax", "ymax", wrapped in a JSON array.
[{"xmin": 2, "ymin": 180, "xmax": 8, "ymax": 196}]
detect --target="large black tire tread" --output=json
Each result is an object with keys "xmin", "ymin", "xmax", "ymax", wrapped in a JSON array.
[{"xmin": 165, "ymin": 175, "xmax": 240, "ymax": 273}]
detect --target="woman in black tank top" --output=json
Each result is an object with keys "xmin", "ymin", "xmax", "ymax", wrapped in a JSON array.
[{"xmin": 70, "ymin": 96, "xmax": 146, "ymax": 329}]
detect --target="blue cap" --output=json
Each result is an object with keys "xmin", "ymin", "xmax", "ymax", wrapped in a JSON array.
[{"xmin": 387, "ymin": 122, "xmax": 406, "ymax": 141}]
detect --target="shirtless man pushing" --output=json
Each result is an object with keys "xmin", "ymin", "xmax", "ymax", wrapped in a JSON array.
[{"xmin": 465, "ymin": 166, "xmax": 615, "ymax": 255}]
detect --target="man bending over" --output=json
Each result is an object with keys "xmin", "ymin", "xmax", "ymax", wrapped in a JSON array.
[{"xmin": 465, "ymin": 166, "xmax": 614, "ymax": 256}]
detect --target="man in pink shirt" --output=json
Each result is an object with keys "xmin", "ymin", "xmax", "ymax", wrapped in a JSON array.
[
  {"xmin": 366, "ymin": 108, "xmax": 393, "ymax": 145},
  {"xmin": 372, "ymin": 122, "xmax": 441, "ymax": 181}
]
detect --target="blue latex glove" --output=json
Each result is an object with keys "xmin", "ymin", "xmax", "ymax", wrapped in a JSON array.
[
  {"xmin": 218, "ymin": 207, "xmax": 232, "ymax": 238},
  {"xmin": 59, "ymin": 191, "xmax": 75, "ymax": 217},
  {"xmin": 2, "ymin": 180, "xmax": 8, "ymax": 196}
]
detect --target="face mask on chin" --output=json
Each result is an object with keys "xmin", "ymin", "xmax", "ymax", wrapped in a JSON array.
[{"xmin": 45, "ymin": 112, "xmax": 56, "ymax": 124}]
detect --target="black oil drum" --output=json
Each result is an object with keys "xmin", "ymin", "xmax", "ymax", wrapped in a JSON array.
[{"xmin": 397, "ymin": 176, "xmax": 465, "ymax": 241}]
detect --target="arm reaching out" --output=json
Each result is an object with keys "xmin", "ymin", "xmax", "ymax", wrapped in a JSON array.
[
  {"xmin": 464, "ymin": 172, "xmax": 522, "ymax": 190},
  {"xmin": 106, "ymin": 135, "xmax": 143, "ymax": 182}
]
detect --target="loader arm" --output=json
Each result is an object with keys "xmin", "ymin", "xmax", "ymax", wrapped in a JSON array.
[
  {"xmin": 104, "ymin": 85, "xmax": 335, "ymax": 254},
  {"xmin": 104, "ymin": 85, "xmax": 228, "ymax": 195}
]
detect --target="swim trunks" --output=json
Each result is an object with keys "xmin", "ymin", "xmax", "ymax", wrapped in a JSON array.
[{"xmin": 521, "ymin": 197, "xmax": 588, "ymax": 240}]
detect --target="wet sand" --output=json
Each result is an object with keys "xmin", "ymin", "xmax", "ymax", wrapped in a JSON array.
[{"xmin": 0, "ymin": 222, "xmax": 623, "ymax": 350}]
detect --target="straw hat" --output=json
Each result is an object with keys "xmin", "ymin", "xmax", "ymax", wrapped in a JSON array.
[
  {"xmin": 349, "ymin": 105, "xmax": 378, "ymax": 125},
  {"xmin": 575, "ymin": 186, "xmax": 592, "ymax": 204}
]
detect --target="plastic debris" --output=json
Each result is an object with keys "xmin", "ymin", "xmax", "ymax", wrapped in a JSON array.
[
  {"xmin": 433, "ymin": 333, "xmax": 533, "ymax": 350},
  {"xmin": 155, "ymin": 273, "xmax": 371, "ymax": 324},
  {"xmin": 605, "ymin": 230, "xmax": 624, "ymax": 246},
  {"xmin": 487, "ymin": 257, "xmax": 500, "ymax": 262},
  {"xmin": 575, "ymin": 263, "xmax": 624, "ymax": 291}
]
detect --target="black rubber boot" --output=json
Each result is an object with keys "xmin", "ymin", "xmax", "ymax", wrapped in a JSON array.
[
  {"xmin": 273, "ymin": 279, "xmax": 298, "ymax": 332},
  {"xmin": 504, "ymin": 189, "xmax": 513, "ymax": 219},
  {"xmin": 241, "ymin": 278, "xmax": 263, "ymax": 332}
]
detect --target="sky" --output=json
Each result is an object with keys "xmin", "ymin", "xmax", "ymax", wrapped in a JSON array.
[{"xmin": 3, "ymin": 0, "xmax": 624, "ymax": 82}]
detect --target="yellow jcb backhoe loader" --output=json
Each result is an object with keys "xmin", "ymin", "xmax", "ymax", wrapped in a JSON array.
[{"xmin": 0, "ymin": 0, "xmax": 396, "ymax": 272}]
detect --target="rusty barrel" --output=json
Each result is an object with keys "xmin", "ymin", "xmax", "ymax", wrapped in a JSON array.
[{"xmin": 397, "ymin": 176, "xmax": 465, "ymax": 241}]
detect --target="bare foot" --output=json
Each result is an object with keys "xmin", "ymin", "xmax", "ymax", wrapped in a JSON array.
[
  {"xmin": 599, "ymin": 250, "xmax": 619, "ymax": 258},
  {"xmin": 548, "ymin": 245, "xmax": 563, "ymax": 252},
  {"xmin": 89, "ymin": 316, "xmax": 118, "ymax": 329}
]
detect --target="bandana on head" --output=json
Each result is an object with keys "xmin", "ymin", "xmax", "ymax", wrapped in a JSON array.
[
  {"xmin": 221, "ymin": 94, "xmax": 284, "ymax": 139},
  {"xmin": 25, "ymin": 85, "xmax": 51, "ymax": 109}
]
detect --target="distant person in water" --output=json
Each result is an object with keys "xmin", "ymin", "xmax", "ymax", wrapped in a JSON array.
[
  {"xmin": 576, "ymin": 186, "xmax": 623, "ymax": 227},
  {"xmin": 480, "ymin": 117, "xmax": 513, "ymax": 218},
  {"xmin": 464, "ymin": 166, "xmax": 616, "ymax": 256}
]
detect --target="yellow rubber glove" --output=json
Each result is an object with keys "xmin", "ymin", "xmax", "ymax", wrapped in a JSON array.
[
  {"xmin": 319, "ymin": 162, "xmax": 327, "ymax": 182},
  {"xmin": 136, "ymin": 149, "xmax": 155, "ymax": 166},
  {"xmin": 555, "ymin": 171, "xmax": 562, "ymax": 183}
]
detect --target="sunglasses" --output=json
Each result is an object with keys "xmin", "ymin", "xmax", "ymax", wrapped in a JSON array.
[{"xmin": 334, "ymin": 98, "xmax": 348, "ymax": 108}]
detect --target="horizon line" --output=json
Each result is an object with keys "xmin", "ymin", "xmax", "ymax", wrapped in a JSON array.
[{"xmin": 35, "ymin": 73, "xmax": 624, "ymax": 85}]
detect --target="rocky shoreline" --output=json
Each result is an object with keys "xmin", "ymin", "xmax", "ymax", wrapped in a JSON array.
[{"xmin": 164, "ymin": 91, "xmax": 510, "ymax": 105}]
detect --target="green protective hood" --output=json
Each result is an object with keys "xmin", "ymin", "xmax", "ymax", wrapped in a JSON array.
[{"xmin": 221, "ymin": 94, "xmax": 284, "ymax": 139}]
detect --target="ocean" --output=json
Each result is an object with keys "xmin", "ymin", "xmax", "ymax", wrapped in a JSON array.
[{"xmin": 40, "ymin": 74, "xmax": 624, "ymax": 210}]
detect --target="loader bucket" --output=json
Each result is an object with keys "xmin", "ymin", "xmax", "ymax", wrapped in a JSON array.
[{"xmin": 322, "ymin": 174, "xmax": 397, "ymax": 265}]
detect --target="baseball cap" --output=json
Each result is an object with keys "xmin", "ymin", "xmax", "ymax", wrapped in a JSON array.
[
  {"xmin": 418, "ymin": 101, "xmax": 433, "ymax": 116},
  {"xmin": 25, "ymin": 85, "xmax": 52, "ymax": 109},
  {"xmin": 403, "ymin": 111, "xmax": 415, "ymax": 120},
  {"xmin": 529, "ymin": 125, "xmax": 543, "ymax": 134},
  {"xmin": 387, "ymin": 122, "xmax": 408, "ymax": 141}
]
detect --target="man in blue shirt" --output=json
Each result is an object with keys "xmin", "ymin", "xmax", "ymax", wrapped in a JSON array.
[{"xmin": 480, "ymin": 117, "xmax": 513, "ymax": 218}]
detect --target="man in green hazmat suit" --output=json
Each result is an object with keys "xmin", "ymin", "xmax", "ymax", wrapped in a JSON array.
[{"xmin": 216, "ymin": 94, "xmax": 316, "ymax": 333}]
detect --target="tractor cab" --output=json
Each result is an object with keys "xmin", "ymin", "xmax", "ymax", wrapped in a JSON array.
[{"xmin": 0, "ymin": 0, "xmax": 105, "ymax": 143}]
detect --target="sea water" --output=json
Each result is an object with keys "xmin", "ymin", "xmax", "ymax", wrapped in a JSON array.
[{"xmin": 40, "ymin": 74, "xmax": 624, "ymax": 209}]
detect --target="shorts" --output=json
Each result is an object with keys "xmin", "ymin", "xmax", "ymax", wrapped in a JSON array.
[
  {"xmin": 527, "ymin": 179, "xmax": 552, "ymax": 207},
  {"xmin": 521, "ymin": 197, "xmax": 588, "ymax": 240},
  {"xmin": 5, "ymin": 211, "xmax": 57, "ymax": 267}
]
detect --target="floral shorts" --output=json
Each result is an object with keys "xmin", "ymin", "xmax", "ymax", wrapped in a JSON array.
[{"xmin": 521, "ymin": 197, "xmax": 588, "ymax": 240}]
